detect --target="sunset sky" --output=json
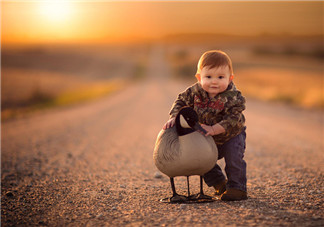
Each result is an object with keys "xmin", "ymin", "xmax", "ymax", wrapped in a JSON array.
[{"xmin": 1, "ymin": 1, "xmax": 323, "ymax": 45}]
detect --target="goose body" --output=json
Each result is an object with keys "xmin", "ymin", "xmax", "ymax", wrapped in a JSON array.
[
  {"xmin": 153, "ymin": 107, "xmax": 218, "ymax": 202},
  {"xmin": 154, "ymin": 127, "xmax": 217, "ymax": 178}
]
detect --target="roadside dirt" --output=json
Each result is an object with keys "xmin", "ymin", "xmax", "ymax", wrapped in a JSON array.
[{"xmin": 2, "ymin": 46, "xmax": 323, "ymax": 226}]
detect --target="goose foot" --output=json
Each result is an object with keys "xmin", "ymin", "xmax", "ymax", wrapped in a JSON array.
[
  {"xmin": 170, "ymin": 194, "xmax": 188, "ymax": 203},
  {"xmin": 160, "ymin": 194, "xmax": 188, "ymax": 203},
  {"xmin": 188, "ymin": 193, "xmax": 217, "ymax": 203}
]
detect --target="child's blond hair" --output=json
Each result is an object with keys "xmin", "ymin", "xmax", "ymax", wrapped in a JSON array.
[{"xmin": 196, "ymin": 50, "xmax": 234, "ymax": 75}]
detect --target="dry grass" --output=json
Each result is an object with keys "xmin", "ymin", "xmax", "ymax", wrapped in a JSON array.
[
  {"xmin": 1, "ymin": 68, "xmax": 90, "ymax": 108},
  {"xmin": 52, "ymin": 80, "xmax": 124, "ymax": 106},
  {"xmin": 235, "ymin": 68, "xmax": 323, "ymax": 109},
  {"xmin": 1, "ymin": 67, "xmax": 126, "ymax": 120}
]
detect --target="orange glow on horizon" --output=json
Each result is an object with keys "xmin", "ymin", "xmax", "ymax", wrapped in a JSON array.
[{"xmin": 1, "ymin": 1, "xmax": 323, "ymax": 45}]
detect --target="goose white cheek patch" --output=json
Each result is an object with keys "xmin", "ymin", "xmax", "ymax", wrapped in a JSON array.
[{"xmin": 179, "ymin": 115, "xmax": 191, "ymax": 128}]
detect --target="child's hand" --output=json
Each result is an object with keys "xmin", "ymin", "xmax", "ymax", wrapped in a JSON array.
[
  {"xmin": 200, "ymin": 124, "xmax": 215, "ymax": 136},
  {"xmin": 200, "ymin": 123, "xmax": 225, "ymax": 136},
  {"xmin": 163, "ymin": 117, "xmax": 175, "ymax": 130}
]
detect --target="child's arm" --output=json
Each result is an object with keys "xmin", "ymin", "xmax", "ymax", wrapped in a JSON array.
[
  {"xmin": 163, "ymin": 85, "xmax": 195, "ymax": 129},
  {"xmin": 218, "ymin": 98, "xmax": 245, "ymax": 136},
  {"xmin": 169, "ymin": 86, "xmax": 195, "ymax": 118}
]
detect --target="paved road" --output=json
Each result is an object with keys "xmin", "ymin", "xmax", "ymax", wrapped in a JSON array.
[{"xmin": 2, "ymin": 46, "xmax": 323, "ymax": 226}]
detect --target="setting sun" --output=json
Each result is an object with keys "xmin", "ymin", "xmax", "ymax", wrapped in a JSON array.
[
  {"xmin": 1, "ymin": 1, "xmax": 323, "ymax": 45},
  {"xmin": 38, "ymin": 0, "xmax": 73, "ymax": 22}
]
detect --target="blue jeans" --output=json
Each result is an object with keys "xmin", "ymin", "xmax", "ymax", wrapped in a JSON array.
[{"xmin": 203, "ymin": 128, "xmax": 247, "ymax": 192}]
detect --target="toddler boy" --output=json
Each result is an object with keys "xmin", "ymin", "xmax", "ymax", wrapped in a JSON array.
[{"xmin": 163, "ymin": 50, "xmax": 247, "ymax": 201}]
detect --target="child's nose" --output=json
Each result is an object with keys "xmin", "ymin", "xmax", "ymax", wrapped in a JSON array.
[{"xmin": 211, "ymin": 78, "xmax": 218, "ymax": 83}]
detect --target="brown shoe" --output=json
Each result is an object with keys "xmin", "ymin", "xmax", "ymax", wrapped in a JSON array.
[
  {"xmin": 220, "ymin": 188, "xmax": 247, "ymax": 201},
  {"xmin": 213, "ymin": 180, "xmax": 227, "ymax": 195}
]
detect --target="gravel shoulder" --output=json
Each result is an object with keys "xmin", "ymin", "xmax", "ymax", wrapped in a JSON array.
[{"xmin": 2, "ymin": 46, "xmax": 323, "ymax": 226}]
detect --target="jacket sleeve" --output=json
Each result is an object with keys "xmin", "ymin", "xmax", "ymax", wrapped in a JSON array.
[
  {"xmin": 169, "ymin": 86, "xmax": 194, "ymax": 118},
  {"xmin": 218, "ymin": 93, "xmax": 246, "ymax": 133}
]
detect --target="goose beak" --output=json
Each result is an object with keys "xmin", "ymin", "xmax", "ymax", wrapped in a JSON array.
[{"xmin": 193, "ymin": 122, "xmax": 207, "ymax": 135}]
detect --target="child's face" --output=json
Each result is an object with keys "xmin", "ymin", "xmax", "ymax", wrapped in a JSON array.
[{"xmin": 196, "ymin": 65, "xmax": 233, "ymax": 98}]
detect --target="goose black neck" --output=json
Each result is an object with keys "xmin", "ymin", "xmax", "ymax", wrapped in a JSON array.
[{"xmin": 175, "ymin": 113, "xmax": 195, "ymax": 136}]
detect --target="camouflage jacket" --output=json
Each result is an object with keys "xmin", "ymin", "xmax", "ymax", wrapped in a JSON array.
[{"xmin": 169, "ymin": 82, "xmax": 246, "ymax": 145}]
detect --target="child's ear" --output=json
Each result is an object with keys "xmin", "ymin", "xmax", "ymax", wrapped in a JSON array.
[
  {"xmin": 195, "ymin": 74, "xmax": 201, "ymax": 82},
  {"xmin": 230, "ymin": 75, "xmax": 234, "ymax": 81}
]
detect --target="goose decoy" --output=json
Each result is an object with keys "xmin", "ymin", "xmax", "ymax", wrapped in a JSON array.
[{"xmin": 153, "ymin": 106, "xmax": 218, "ymax": 203}]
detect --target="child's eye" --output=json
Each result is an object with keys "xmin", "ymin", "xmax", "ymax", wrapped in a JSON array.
[
  {"xmin": 218, "ymin": 76, "xmax": 224, "ymax": 79},
  {"xmin": 206, "ymin": 76, "xmax": 212, "ymax": 79}
]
